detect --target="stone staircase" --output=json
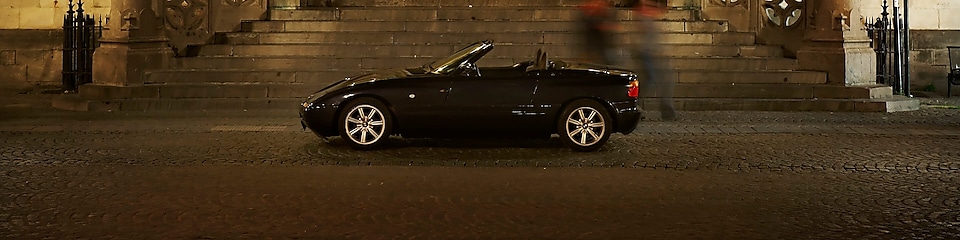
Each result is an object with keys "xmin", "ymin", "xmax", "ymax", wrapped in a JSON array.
[{"xmin": 56, "ymin": 3, "xmax": 919, "ymax": 112}]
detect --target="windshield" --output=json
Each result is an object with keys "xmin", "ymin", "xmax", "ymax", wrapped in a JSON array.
[{"xmin": 424, "ymin": 40, "xmax": 494, "ymax": 75}]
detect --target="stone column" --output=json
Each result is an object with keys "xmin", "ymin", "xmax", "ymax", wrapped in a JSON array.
[
  {"xmin": 797, "ymin": 0, "xmax": 876, "ymax": 86},
  {"xmin": 92, "ymin": 0, "xmax": 172, "ymax": 86}
]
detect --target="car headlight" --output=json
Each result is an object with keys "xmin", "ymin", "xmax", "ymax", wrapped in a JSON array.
[{"xmin": 302, "ymin": 93, "xmax": 323, "ymax": 109}]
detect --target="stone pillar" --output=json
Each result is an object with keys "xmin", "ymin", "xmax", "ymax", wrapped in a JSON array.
[
  {"xmin": 92, "ymin": 0, "xmax": 172, "ymax": 86},
  {"xmin": 797, "ymin": 0, "xmax": 876, "ymax": 86}
]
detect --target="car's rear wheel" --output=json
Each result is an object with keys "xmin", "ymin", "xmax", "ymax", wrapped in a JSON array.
[
  {"xmin": 339, "ymin": 97, "xmax": 392, "ymax": 150},
  {"xmin": 557, "ymin": 99, "xmax": 612, "ymax": 152}
]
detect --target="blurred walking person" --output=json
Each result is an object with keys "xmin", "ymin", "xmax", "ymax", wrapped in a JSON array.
[
  {"xmin": 577, "ymin": 0, "xmax": 620, "ymax": 65},
  {"xmin": 629, "ymin": 0, "xmax": 675, "ymax": 120}
]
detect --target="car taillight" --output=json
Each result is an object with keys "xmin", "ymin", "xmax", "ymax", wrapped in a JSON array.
[{"xmin": 627, "ymin": 80, "xmax": 639, "ymax": 98}]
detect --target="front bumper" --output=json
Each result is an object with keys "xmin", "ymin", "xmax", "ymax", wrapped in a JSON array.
[{"xmin": 300, "ymin": 102, "xmax": 339, "ymax": 137}]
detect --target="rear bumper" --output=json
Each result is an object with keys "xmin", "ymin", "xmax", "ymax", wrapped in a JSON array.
[{"xmin": 611, "ymin": 100, "xmax": 642, "ymax": 134}]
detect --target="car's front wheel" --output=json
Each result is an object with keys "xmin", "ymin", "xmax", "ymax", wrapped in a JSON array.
[
  {"xmin": 557, "ymin": 99, "xmax": 612, "ymax": 152},
  {"xmin": 339, "ymin": 97, "xmax": 392, "ymax": 150}
]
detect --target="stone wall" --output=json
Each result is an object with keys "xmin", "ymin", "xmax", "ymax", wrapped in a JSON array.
[
  {"xmin": 0, "ymin": 0, "xmax": 109, "ymax": 89},
  {"xmin": 0, "ymin": 30, "xmax": 64, "ymax": 88},
  {"xmin": 0, "ymin": 0, "xmax": 111, "ymax": 30},
  {"xmin": 859, "ymin": 0, "xmax": 960, "ymax": 95},
  {"xmin": 909, "ymin": 30, "xmax": 960, "ymax": 94}
]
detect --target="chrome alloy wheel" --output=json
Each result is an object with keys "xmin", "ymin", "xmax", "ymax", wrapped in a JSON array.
[
  {"xmin": 343, "ymin": 104, "xmax": 386, "ymax": 145},
  {"xmin": 564, "ymin": 106, "xmax": 606, "ymax": 147}
]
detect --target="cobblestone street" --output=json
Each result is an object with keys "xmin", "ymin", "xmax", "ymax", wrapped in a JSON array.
[{"xmin": 2, "ymin": 92, "xmax": 960, "ymax": 239}]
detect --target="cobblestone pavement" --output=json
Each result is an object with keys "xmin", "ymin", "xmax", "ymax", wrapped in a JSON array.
[{"xmin": 2, "ymin": 90, "xmax": 960, "ymax": 239}]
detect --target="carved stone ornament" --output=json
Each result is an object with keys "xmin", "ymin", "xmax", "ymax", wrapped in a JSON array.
[
  {"xmin": 164, "ymin": 0, "xmax": 208, "ymax": 32},
  {"xmin": 163, "ymin": 0, "xmax": 211, "ymax": 56},
  {"xmin": 710, "ymin": 0, "xmax": 744, "ymax": 7},
  {"xmin": 763, "ymin": 0, "xmax": 804, "ymax": 28},
  {"xmin": 223, "ymin": 0, "xmax": 257, "ymax": 7},
  {"xmin": 119, "ymin": 8, "xmax": 140, "ymax": 30},
  {"xmin": 832, "ymin": 9, "xmax": 852, "ymax": 31}
]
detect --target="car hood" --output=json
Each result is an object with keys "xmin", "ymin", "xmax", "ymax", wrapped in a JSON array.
[
  {"xmin": 343, "ymin": 68, "xmax": 416, "ymax": 85},
  {"xmin": 305, "ymin": 68, "xmax": 422, "ymax": 104}
]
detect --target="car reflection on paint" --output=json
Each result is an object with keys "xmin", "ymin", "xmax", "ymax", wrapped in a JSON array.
[{"xmin": 300, "ymin": 40, "xmax": 642, "ymax": 151}]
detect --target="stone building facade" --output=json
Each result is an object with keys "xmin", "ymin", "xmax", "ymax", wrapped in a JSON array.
[{"xmin": 0, "ymin": 0, "xmax": 957, "ymax": 96}]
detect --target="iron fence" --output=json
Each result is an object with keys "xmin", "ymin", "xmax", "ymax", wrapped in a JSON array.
[
  {"xmin": 865, "ymin": 0, "xmax": 909, "ymax": 96},
  {"xmin": 62, "ymin": 0, "xmax": 101, "ymax": 92}
]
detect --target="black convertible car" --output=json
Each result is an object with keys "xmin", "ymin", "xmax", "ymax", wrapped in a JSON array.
[{"xmin": 300, "ymin": 40, "xmax": 642, "ymax": 151}]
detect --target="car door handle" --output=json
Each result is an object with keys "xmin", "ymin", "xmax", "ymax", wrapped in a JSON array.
[{"xmin": 439, "ymin": 88, "xmax": 451, "ymax": 93}]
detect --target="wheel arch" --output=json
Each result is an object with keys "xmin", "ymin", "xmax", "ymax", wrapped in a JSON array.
[
  {"xmin": 555, "ymin": 97, "xmax": 620, "ymax": 130},
  {"xmin": 333, "ymin": 94, "xmax": 399, "ymax": 132}
]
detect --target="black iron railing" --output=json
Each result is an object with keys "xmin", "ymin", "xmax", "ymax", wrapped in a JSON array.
[
  {"xmin": 866, "ymin": 0, "xmax": 910, "ymax": 96},
  {"xmin": 62, "ymin": 0, "xmax": 101, "ymax": 92}
]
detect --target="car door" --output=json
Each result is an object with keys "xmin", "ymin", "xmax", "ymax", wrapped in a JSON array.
[
  {"xmin": 380, "ymin": 76, "xmax": 452, "ymax": 135},
  {"xmin": 442, "ymin": 74, "xmax": 539, "ymax": 136}
]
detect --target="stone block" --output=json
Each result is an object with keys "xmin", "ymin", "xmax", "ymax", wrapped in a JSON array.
[
  {"xmin": 738, "ymin": 45, "xmax": 783, "ymax": 57},
  {"xmin": 6, "ymin": 0, "xmax": 39, "ymax": 8},
  {"xmin": 85, "ymin": 0, "xmax": 112, "ymax": 8},
  {"xmin": 684, "ymin": 21, "xmax": 728, "ymax": 33},
  {"xmin": 678, "ymin": 71, "xmax": 826, "ymax": 84},
  {"xmin": 656, "ymin": 33, "xmax": 712, "ymax": 44},
  {"xmin": 340, "ymin": 9, "xmax": 437, "ymax": 21},
  {"xmin": 269, "ymin": 9, "xmax": 338, "ymax": 21},
  {"xmin": 713, "ymin": 33, "xmax": 754, "ymax": 45},
  {"xmin": 0, "ymin": 30, "xmax": 62, "ymax": 50},
  {"xmin": 145, "ymin": 70, "xmax": 302, "ymax": 84},
  {"xmin": 0, "ymin": 50, "xmax": 14, "ymax": 65},
  {"xmin": 223, "ymin": 32, "xmax": 261, "ymax": 44},
  {"xmin": 269, "ymin": 0, "xmax": 300, "ymax": 8},
  {"xmin": 533, "ymin": 9, "xmax": 576, "ymax": 21},
  {"xmin": 19, "ymin": 8, "xmax": 58, "ymax": 29},
  {"xmin": 17, "ymin": 49, "xmax": 62, "ymax": 85},
  {"xmin": 910, "ymin": 30, "xmax": 960, "ymax": 49},
  {"xmin": 268, "ymin": 83, "xmax": 324, "ymax": 98},
  {"xmin": 249, "ymin": 21, "xmax": 285, "ymax": 32},
  {"xmin": 667, "ymin": 58, "xmax": 797, "ymax": 71},
  {"xmin": 79, "ymin": 84, "xmax": 160, "ymax": 99},
  {"xmin": 393, "ymin": 32, "xmax": 543, "ymax": 45},
  {"xmin": 0, "ymin": 65, "xmax": 27, "ymax": 87},
  {"xmin": 881, "ymin": 98, "xmax": 921, "ymax": 112},
  {"xmin": 158, "ymin": 84, "xmax": 269, "ymax": 99},
  {"xmin": 255, "ymin": 32, "xmax": 393, "ymax": 44},
  {"xmin": 908, "ymin": 8, "xmax": 940, "ymax": 30},
  {"xmin": 0, "ymin": 9, "xmax": 20, "ymax": 29},
  {"xmin": 295, "ymin": 71, "xmax": 352, "ymax": 85},
  {"xmin": 941, "ymin": 9, "xmax": 960, "ymax": 29}
]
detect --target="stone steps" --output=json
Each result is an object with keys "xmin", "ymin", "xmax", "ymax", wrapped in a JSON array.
[
  {"xmin": 153, "ymin": 66, "xmax": 820, "ymax": 86},
  {"xmin": 78, "ymin": 83, "xmax": 321, "ymax": 99},
  {"xmin": 170, "ymin": 55, "xmax": 798, "ymax": 72},
  {"xmin": 53, "ymin": 94, "xmax": 303, "ymax": 112},
  {"xmin": 267, "ymin": 7, "xmax": 700, "ymax": 22},
  {"xmin": 219, "ymin": 31, "xmax": 755, "ymax": 45},
  {"xmin": 197, "ymin": 44, "xmax": 784, "ymax": 58},
  {"xmin": 242, "ymin": 20, "xmax": 729, "ymax": 33},
  {"xmin": 641, "ymin": 96, "xmax": 920, "ymax": 113},
  {"xmin": 143, "ymin": 70, "xmax": 349, "ymax": 84},
  {"xmin": 670, "ymin": 84, "xmax": 891, "ymax": 99}
]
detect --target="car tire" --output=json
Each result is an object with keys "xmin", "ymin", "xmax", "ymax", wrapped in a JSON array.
[
  {"xmin": 557, "ymin": 99, "xmax": 612, "ymax": 152},
  {"xmin": 338, "ymin": 97, "xmax": 393, "ymax": 150}
]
